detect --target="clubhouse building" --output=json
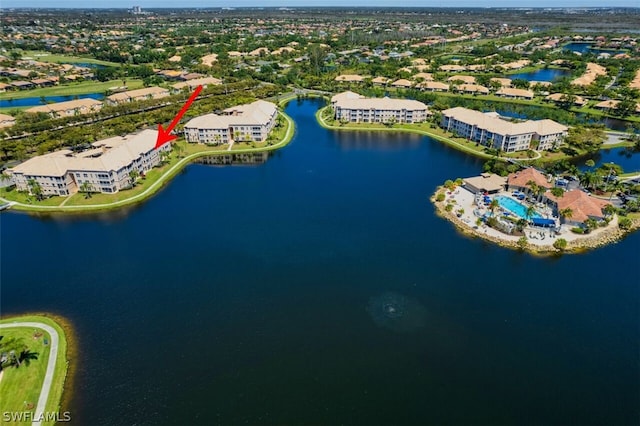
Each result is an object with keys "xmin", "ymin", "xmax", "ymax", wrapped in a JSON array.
[
  {"xmin": 11, "ymin": 129, "xmax": 171, "ymax": 196},
  {"xmin": 183, "ymin": 100, "xmax": 278, "ymax": 144},
  {"xmin": 331, "ymin": 91, "xmax": 430, "ymax": 124},
  {"xmin": 441, "ymin": 107, "xmax": 568, "ymax": 152}
]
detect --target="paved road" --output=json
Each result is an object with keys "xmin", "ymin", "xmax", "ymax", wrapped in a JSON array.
[{"xmin": 0, "ymin": 321, "xmax": 59, "ymax": 426}]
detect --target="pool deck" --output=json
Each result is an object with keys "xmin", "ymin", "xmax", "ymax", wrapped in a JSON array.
[{"xmin": 441, "ymin": 186, "xmax": 618, "ymax": 248}]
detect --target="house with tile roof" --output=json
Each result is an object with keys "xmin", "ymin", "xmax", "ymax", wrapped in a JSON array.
[
  {"xmin": 506, "ymin": 167, "xmax": 553, "ymax": 193},
  {"xmin": 545, "ymin": 189, "xmax": 611, "ymax": 226}
]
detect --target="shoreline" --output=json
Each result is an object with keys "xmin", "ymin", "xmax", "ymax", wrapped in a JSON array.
[
  {"xmin": 429, "ymin": 186, "xmax": 640, "ymax": 255},
  {"xmin": 0, "ymin": 313, "xmax": 74, "ymax": 425},
  {"xmin": 1, "ymin": 110, "xmax": 295, "ymax": 215},
  {"xmin": 315, "ymin": 106, "xmax": 495, "ymax": 159}
]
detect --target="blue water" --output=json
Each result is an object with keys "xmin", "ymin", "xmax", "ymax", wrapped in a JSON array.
[
  {"xmin": 0, "ymin": 92, "xmax": 104, "ymax": 108},
  {"xmin": 577, "ymin": 146, "xmax": 640, "ymax": 172},
  {"xmin": 60, "ymin": 62, "xmax": 110, "ymax": 69},
  {"xmin": 496, "ymin": 195, "xmax": 543, "ymax": 219},
  {"xmin": 563, "ymin": 42, "xmax": 624, "ymax": 55},
  {"xmin": 1, "ymin": 99, "xmax": 638, "ymax": 425},
  {"xmin": 509, "ymin": 68, "xmax": 570, "ymax": 82}
]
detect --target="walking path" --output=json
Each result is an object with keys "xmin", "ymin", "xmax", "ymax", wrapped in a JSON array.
[
  {"xmin": 1, "ymin": 111, "xmax": 294, "ymax": 213},
  {"xmin": 0, "ymin": 321, "xmax": 59, "ymax": 426}
]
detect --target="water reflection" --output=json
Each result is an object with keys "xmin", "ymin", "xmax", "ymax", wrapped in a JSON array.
[
  {"xmin": 332, "ymin": 130, "xmax": 423, "ymax": 151},
  {"xmin": 195, "ymin": 152, "xmax": 270, "ymax": 166},
  {"xmin": 575, "ymin": 146, "xmax": 640, "ymax": 171}
]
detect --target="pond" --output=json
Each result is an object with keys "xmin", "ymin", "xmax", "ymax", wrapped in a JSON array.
[
  {"xmin": 563, "ymin": 42, "xmax": 625, "ymax": 55},
  {"xmin": 0, "ymin": 92, "xmax": 105, "ymax": 108},
  {"xmin": 508, "ymin": 68, "xmax": 570, "ymax": 82},
  {"xmin": 61, "ymin": 62, "xmax": 111, "ymax": 69},
  {"xmin": 576, "ymin": 146, "xmax": 640, "ymax": 172}
]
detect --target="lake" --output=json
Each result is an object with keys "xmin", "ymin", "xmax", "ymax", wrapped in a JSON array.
[
  {"xmin": 577, "ymin": 146, "xmax": 640, "ymax": 172},
  {"xmin": 1, "ymin": 98, "xmax": 638, "ymax": 425},
  {"xmin": 508, "ymin": 68, "xmax": 570, "ymax": 82},
  {"xmin": 563, "ymin": 42, "xmax": 625, "ymax": 55},
  {"xmin": 0, "ymin": 92, "xmax": 104, "ymax": 108}
]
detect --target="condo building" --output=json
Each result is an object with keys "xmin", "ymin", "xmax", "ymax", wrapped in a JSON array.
[
  {"xmin": 25, "ymin": 98, "xmax": 103, "ymax": 118},
  {"xmin": 106, "ymin": 87, "xmax": 170, "ymax": 105},
  {"xmin": 331, "ymin": 91, "xmax": 430, "ymax": 124},
  {"xmin": 11, "ymin": 129, "xmax": 171, "ymax": 196},
  {"xmin": 441, "ymin": 107, "xmax": 568, "ymax": 152},
  {"xmin": 183, "ymin": 100, "xmax": 278, "ymax": 144}
]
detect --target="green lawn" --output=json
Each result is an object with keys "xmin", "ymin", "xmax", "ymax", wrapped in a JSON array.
[
  {"xmin": 316, "ymin": 106, "xmax": 494, "ymax": 158},
  {"xmin": 63, "ymin": 159, "xmax": 176, "ymax": 206},
  {"xmin": 0, "ymin": 315, "xmax": 69, "ymax": 426},
  {"xmin": 0, "ymin": 187, "xmax": 67, "ymax": 206},
  {"xmin": 0, "ymin": 79, "xmax": 144, "ymax": 101},
  {"xmin": 23, "ymin": 51, "xmax": 122, "ymax": 67}
]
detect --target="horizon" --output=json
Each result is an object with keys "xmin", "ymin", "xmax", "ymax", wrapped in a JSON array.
[{"xmin": 2, "ymin": 1, "xmax": 639, "ymax": 9}]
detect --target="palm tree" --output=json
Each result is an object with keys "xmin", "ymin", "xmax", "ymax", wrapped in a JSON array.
[
  {"xmin": 580, "ymin": 171, "xmax": 598, "ymax": 191},
  {"xmin": 129, "ymin": 170, "xmax": 140, "ymax": 187},
  {"xmin": 559, "ymin": 208, "xmax": 573, "ymax": 223},
  {"xmin": 79, "ymin": 181, "xmax": 94, "ymax": 199},
  {"xmin": 0, "ymin": 336, "xmax": 27, "ymax": 368},
  {"xmin": 603, "ymin": 204, "xmax": 616, "ymax": 218},
  {"xmin": 489, "ymin": 199, "xmax": 499, "ymax": 215},
  {"xmin": 550, "ymin": 187, "xmax": 564, "ymax": 197},
  {"xmin": 27, "ymin": 179, "xmax": 43, "ymax": 201},
  {"xmin": 516, "ymin": 218, "xmax": 528, "ymax": 232},
  {"xmin": 584, "ymin": 218, "xmax": 599, "ymax": 232},
  {"xmin": 173, "ymin": 142, "xmax": 185, "ymax": 158},
  {"xmin": 526, "ymin": 180, "xmax": 539, "ymax": 199},
  {"xmin": 525, "ymin": 205, "xmax": 536, "ymax": 222}
]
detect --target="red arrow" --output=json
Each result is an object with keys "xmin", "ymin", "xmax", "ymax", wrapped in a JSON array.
[{"xmin": 155, "ymin": 85, "xmax": 203, "ymax": 149}]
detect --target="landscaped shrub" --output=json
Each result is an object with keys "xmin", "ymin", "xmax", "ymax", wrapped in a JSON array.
[
  {"xmin": 618, "ymin": 217, "xmax": 633, "ymax": 230},
  {"xmin": 445, "ymin": 203, "xmax": 454, "ymax": 212},
  {"xmin": 571, "ymin": 227, "xmax": 584, "ymax": 234},
  {"xmin": 436, "ymin": 193, "xmax": 445, "ymax": 202},
  {"xmin": 553, "ymin": 238, "xmax": 568, "ymax": 251},
  {"xmin": 517, "ymin": 236, "xmax": 528, "ymax": 249}
]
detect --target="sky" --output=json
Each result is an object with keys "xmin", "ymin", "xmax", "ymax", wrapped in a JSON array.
[{"xmin": 1, "ymin": 0, "xmax": 638, "ymax": 8}]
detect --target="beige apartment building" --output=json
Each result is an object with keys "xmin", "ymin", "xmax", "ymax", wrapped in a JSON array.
[
  {"xmin": 106, "ymin": 86, "xmax": 170, "ymax": 105},
  {"xmin": 171, "ymin": 76, "xmax": 222, "ymax": 91},
  {"xmin": 11, "ymin": 129, "xmax": 171, "ymax": 196},
  {"xmin": 331, "ymin": 91, "xmax": 430, "ymax": 124},
  {"xmin": 25, "ymin": 98, "xmax": 103, "ymax": 118},
  {"xmin": 0, "ymin": 113, "xmax": 16, "ymax": 128},
  {"xmin": 441, "ymin": 107, "xmax": 568, "ymax": 152},
  {"xmin": 183, "ymin": 100, "xmax": 278, "ymax": 144}
]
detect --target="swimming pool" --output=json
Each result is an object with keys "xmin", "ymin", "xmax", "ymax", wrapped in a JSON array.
[{"xmin": 495, "ymin": 195, "xmax": 542, "ymax": 219}]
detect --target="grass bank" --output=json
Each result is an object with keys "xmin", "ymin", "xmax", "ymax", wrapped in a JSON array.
[
  {"xmin": 0, "ymin": 314, "xmax": 71, "ymax": 426},
  {"xmin": 316, "ymin": 105, "xmax": 494, "ymax": 159},
  {"xmin": 1, "ymin": 111, "xmax": 295, "ymax": 214},
  {"xmin": 23, "ymin": 51, "xmax": 122, "ymax": 67},
  {"xmin": 0, "ymin": 79, "xmax": 144, "ymax": 101}
]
